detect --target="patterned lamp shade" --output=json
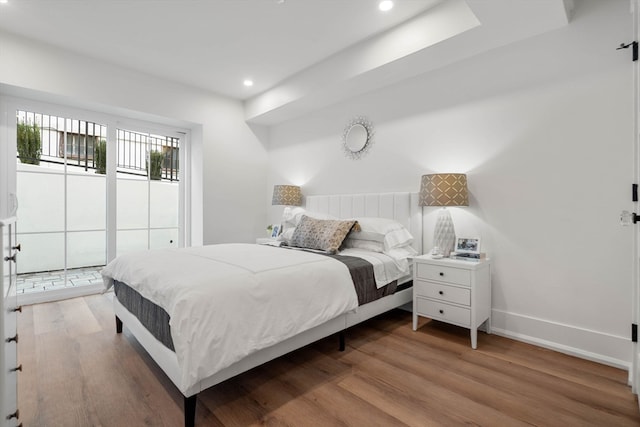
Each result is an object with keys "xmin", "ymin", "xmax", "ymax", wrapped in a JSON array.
[
  {"xmin": 272, "ymin": 185, "xmax": 302, "ymax": 206},
  {"xmin": 419, "ymin": 174, "xmax": 469, "ymax": 207}
]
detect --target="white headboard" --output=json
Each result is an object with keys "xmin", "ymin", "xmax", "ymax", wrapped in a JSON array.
[{"xmin": 305, "ymin": 192, "xmax": 423, "ymax": 254}]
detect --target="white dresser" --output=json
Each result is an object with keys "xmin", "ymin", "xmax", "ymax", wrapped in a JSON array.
[
  {"xmin": 0, "ymin": 218, "xmax": 20, "ymax": 426},
  {"xmin": 412, "ymin": 255, "xmax": 491, "ymax": 349}
]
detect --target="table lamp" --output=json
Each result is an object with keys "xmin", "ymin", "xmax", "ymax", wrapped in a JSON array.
[{"xmin": 419, "ymin": 173, "xmax": 468, "ymax": 257}]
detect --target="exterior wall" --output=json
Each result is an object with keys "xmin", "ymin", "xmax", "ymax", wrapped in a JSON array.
[{"xmin": 15, "ymin": 163, "xmax": 180, "ymax": 273}]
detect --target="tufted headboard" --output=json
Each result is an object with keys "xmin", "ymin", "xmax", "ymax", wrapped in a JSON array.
[{"xmin": 304, "ymin": 192, "xmax": 423, "ymax": 254}]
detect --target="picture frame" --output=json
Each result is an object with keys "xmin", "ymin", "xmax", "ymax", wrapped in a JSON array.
[
  {"xmin": 454, "ymin": 236, "xmax": 481, "ymax": 254},
  {"xmin": 271, "ymin": 224, "xmax": 281, "ymax": 238}
]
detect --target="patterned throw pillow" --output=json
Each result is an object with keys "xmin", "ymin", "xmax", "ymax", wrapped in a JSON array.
[{"xmin": 289, "ymin": 215, "xmax": 357, "ymax": 253}]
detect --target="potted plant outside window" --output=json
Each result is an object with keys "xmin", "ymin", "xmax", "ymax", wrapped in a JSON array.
[
  {"xmin": 95, "ymin": 139, "xmax": 106, "ymax": 174},
  {"xmin": 148, "ymin": 151, "xmax": 165, "ymax": 180},
  {"xmin": 17, "ymin": 121, "xmax": 41, "ymax": 165}
]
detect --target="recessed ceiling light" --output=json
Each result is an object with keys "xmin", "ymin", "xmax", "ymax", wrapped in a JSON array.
[
  {"xmin": 243, "ymin": 79, "xmax": 254, "ymax": 87},
  {"xmin": 0, "ymin": 0, "xmax": 9, "ymax": 5},
  {"xmin": 379, "ymin": 1, "xmax": 393, "ymax": 12}
]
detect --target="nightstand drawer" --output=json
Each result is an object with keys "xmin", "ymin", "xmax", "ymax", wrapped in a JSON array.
[
  {"xmin": 416, "ymin": 263, "xmax": 471, "ymax": 286},
  {"xmin": 414, "ymin": 280, "xmax": 470, "ymax": 306},
  {"xmin": 415, "ymin": 298, "xmax": 471, "ymax": 327}
]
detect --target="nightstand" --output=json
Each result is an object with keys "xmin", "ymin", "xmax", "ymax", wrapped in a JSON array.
[
  {"xmin": 256, "ymin": 237, "xmax": 276, "ymax": 244},
  {"xmin": 412, "ymin": 255, "xmax": 491, "ymax": 349}
]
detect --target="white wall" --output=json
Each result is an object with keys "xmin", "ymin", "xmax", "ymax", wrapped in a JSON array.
[
  {"xmin": 269, "ymin": 0, "xmax": 634, "ymax": 367},
  {"xmin": 0, "ymin": 30, "xmax": 268, "ymax": 245}
]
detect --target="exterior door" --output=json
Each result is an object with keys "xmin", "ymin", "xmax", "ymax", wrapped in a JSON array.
[
  {"xmin": 115, "ymin": 127, "xmax": 182, "ymax": 257},
  {"xmin": 0, "ymin": 97, "xmax": 187, "ymax": 303}
]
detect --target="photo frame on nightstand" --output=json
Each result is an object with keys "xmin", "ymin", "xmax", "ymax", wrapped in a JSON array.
[{"xmin": 454, "ymin": 236, "xmax": 481, "ymax": 254}]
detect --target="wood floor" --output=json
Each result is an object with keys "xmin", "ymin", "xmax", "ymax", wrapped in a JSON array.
[{"xmin": 17, "ymin": 293, "xmax": 640, "ymax": 427}]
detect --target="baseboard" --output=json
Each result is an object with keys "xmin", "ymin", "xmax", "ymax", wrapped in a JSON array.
[
  {"xmin": 18, "ymin": 283, "xmax": 104, "ymax": 306},
  {"xmin": 491, "ymin": 308, "xmax": 631, "ymax": 371}
]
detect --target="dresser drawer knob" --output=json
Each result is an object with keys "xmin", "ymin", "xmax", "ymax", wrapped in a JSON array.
[
  {"xmin": 5, "ymin": 335, "xmax": 18, "ymax": 344},
  {"xmin": 439, "ymin": 272, "xmax": 444, "ymax": 276},
  {"xmin": 438, "ymin": 291, "xmax": 444, "ymax": 295},
  {"xmin": 439, "ymin": 309, "xmax": 444, "ymax": 314},
  {"xmin": 10, "ymin": 364, "xmax": 22, "ymax": 373},
  {"xmin": 12, "ymin": 306, "xmax": 22, "ymax": 313},
  {"xmin": 12, "ymin": 243, "xmax": 21, "ymax": 252},
  {"xmin": 4, "ymin": 254, "xmax": 16, "ymax": 263}
]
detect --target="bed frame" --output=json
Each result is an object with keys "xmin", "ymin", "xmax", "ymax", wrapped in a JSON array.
[{"xmin": 113, "ymin": 192, "xmax": 422, "ymax": 427}]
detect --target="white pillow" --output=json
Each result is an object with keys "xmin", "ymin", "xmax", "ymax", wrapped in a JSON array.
[
  {"xmin": 349, "ymin": 217, "xmax": 414, "ymax": 251},
  {"xmin": 342, "ymin": 238, "xmax": 385, "ymax": 253},
  {"xmin": 278, "ymin": 207, "xmax": 337, "ymax": 244},
  {"xmin": 280, "ymin": 206, "xmax": 306, "ymax": 232}
]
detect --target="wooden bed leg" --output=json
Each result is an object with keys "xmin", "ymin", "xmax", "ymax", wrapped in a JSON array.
[
  {"xmin": 184, "ymin": 394, "xmax": 197, "ymax": 427},
  {"xmin": 339, "ymin": 330, "xmax": 345, "ymax": 352},
  {"xmin": 115, "ymin": 316, "xmax": 123, "ymax": 334}
]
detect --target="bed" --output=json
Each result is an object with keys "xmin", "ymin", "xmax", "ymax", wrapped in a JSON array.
[{"xmin": 101, "ymin": 192, "xmax": 422, "ymax": 427}]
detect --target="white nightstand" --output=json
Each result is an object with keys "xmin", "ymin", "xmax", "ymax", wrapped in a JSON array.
[
  {"xmin": 412, "ymin": 255, "xmax": 491, "ymax": 349},
  {"xmin": 256, "ymin": 237, "xmax": 276, "ymax": 244}
]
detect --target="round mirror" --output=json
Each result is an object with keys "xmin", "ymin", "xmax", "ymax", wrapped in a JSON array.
[
  {"xmin": 345, "ymin": 124, "xmax": 368, "ymax": 152},
  {"xmin": 341, "ymin": 116, "xmax": 374, "ymax": 160}
]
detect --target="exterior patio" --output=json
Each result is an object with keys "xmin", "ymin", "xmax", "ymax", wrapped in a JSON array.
[{"xmin": 17, "ymin": 266, "xmax": 103, "ymax": 295}]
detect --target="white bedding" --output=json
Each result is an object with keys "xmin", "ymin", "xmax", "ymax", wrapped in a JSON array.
[
  {"xmin": 338, "ymin": 248, "xmax": 411, "ymax": 288},
  {"xmin": 101, "ymin": 243, "xmax": 359, "ymax": 393}
]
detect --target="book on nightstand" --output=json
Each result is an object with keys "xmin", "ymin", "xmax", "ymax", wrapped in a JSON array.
[{"xmin": 450, "ymin": 252, "xmax": 487, "ymax": 261}]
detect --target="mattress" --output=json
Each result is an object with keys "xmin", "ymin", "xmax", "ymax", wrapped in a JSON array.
[{"xmin": 114, "ymin": 280, "xmax": 175, "ymax": 351}]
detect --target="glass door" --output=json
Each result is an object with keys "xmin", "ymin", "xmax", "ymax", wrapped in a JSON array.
[
  {"xmin": 1, "ymin": 98, "xmax": 187, "ymax": 302},
  {"xmin": 116, "ymin": 128, "xmax": 180, "ymax": 256},
  {"xmin": 15, "ymin": 110, "xmax": 107, "ymax": 293}
]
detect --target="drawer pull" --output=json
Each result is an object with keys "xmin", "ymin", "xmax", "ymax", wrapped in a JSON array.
[
  {"xmin": 10, "ymin": 364, "xmax": 22, "ymax": 373},
  {"xmin": 12, "ymin": 243, "xmax": 21, "ymax": 252},
  {"xmin": 439, "ymin": 309, "xmax": 444, "ymax": 314},
  {"xmin": 6, "ymin": 409, "xmax": 19, "ymax": 420},
  {"xmin": 439, "ymin": 272, "xmax": 444, "ymax": 276},
  {"xmin": 438, "ymin": 291, "xmax": 444, "ymax": 295},
  {"xmin": 4, "ymin": 254, "xmax": 16, "ymax": 263},
  {"xmin": 6, "ymin": 334, "xmax": 18, "ymax": 344},
  {"xmin": 12, "ymin": 306, "xmax": 22, "ymax": 313}
]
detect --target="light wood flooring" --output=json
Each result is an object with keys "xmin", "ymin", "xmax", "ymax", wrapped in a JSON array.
[{"xmin": 17, "ymin": 293, "xmax": 640, "ymax": 426}]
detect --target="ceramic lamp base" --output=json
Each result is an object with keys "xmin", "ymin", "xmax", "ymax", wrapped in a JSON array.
[{"xmin": 433, "ymin": 208, "xmax": 456, "ymax": 257}]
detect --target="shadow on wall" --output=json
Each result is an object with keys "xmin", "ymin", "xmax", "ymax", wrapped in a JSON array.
[
  {"xmin": 266, "ymin": 0, "xmax": 625, "ymax": 150},
  {"xmin": 247, "ymin": 122, "xmax": 270, "ymax": 150}
]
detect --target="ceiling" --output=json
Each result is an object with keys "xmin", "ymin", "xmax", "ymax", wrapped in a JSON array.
[{"xmin": 0, "ymin": 0, "xmax": 574, "ymax": 125}]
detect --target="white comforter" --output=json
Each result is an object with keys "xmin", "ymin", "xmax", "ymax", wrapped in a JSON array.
[{"xmin": 101, "ymin": 244, "xmax": 359, "ymax": 393}]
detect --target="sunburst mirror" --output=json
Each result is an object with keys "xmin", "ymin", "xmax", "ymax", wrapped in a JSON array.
[{"xmin": 342, "ymin": 117, "xmax": 374, "ymax": 160}]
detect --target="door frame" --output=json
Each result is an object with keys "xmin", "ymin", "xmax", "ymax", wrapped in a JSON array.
[{"xmin": 632, "ymin": 0, "xmax": 639, "ymax": 400}]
